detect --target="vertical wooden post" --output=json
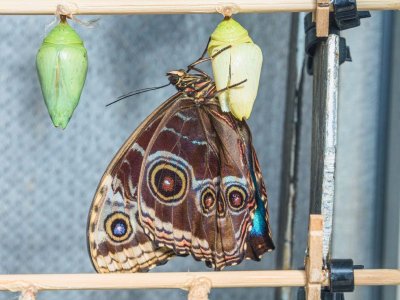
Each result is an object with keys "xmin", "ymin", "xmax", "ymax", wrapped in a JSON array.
[
  {"xmin": 310, "ymin": 33, "xmax": 340, "ymax": 263},
  {"xmin": 305, "ymin": 215, "xmax": 324, "ymax": 300},
  {"xmin": 19, "ymin": 287, "xmax": 37, "ymax": 300},
  {"xmin": 315, "ymin": 0, "xmax": 330, "ymax": 37},
  {"xmin": 188, "ymin": 277, "xmax": 211, "ymax": 300}
]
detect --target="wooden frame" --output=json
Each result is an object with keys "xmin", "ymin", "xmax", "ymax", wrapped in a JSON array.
[
  {"xmin": 0, "ymin": 270, "xmax": 400, "ymax": 291},
  {"xmin": 0, "ymin": 0, "xmax": 399, "ymax": 15},
  {"xmin": 0, "ymin": 216, "xmax": 399, "ymax": 300},
  {"xmin": 0, "ymin": 215, "xmax": 330, "ymax": 294},
  {"xmin": 0, "ymin": 2, "xmax": 399, "ymax": 300}
]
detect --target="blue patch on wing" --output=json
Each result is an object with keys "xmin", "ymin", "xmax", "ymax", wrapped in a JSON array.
[
  {"xmin": 249, "ymin": 154, "xmax": 267, "ymax": 237},
  {"xmin": 250, "ymin": 191, "xmax": 267, "ymax": 236},
  {"xmin": 113, "ymin": 222, "xmax": 127, "ymax": 236}
]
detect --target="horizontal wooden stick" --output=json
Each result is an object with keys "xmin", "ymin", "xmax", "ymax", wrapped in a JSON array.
[
  {"xmin": 0, "ymin": 0, "xmax": 399, "ymax": 15},
  {"xmin": 0, "ymin": 269, "xmax": 398, "ymax": 292},
  {"xmin": 0, "ymin": 271, "xmax": 306, "ymax": 291},
  {"xmin": 355, "ymin": 269, "xmax": 400, "ymax": 286}
]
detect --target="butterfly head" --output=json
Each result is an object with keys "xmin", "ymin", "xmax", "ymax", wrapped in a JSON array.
[
  {"xmin": 167, "ymin": 69, "xmax": 214, "ymax": 99},
  {"xmin": 167, "ymin": 69, "xmax": 186, "ymax": 86}
]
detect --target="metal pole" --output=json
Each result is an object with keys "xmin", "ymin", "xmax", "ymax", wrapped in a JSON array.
[
  {"xmin": 382, "ymin": 11, "xmax": 400, "ymax": 300},
  {"xmin": 310, "ymin": 33, "xmax": 340, "ymax": 262},
  {"xmin": 275, "ymin": 13, "xmax": 305, "ymax": 300}
]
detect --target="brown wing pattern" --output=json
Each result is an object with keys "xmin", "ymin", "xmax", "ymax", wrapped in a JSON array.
[
  {"xmin": 244, "ymin": 143, "xmax": 275, "ymax": 260},
  {"xmin": 137, "ymin": 100, "xmax": 268, "ymax": 269},
  {"xmin": 87, "ymin": 94, "xmax": 183, "ymax": 273},
  {"xmin": 208, "ymin": 106, "xmax": 274, "ymax": 267},
  {"xmin": 88, "ymin": 94, "xmax": 274, "ymax": 272}
]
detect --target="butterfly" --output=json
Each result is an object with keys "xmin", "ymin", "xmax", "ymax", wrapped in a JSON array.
[{"xmin": 87, "ymin": 52, "xmax": 275, "ymax": 273}]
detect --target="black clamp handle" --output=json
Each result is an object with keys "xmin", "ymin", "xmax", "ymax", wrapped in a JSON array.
[
  {"xmin": 297, "ymin": 259, "xmax": 364, "ymax": 299},
  {"xmin": 328, "ymin": 259, "xmax": 365, "ymax": 293},
  {"xmin": 333, "ymin": 0, "xmax": 371, "ymax": 30},
  {"xmin": 320, "ymin": 259, "xmax": 364, "ymax": 299},
  {"xmin": 304, "ymin": 0, "xmax": 371, "ymax": 74}
]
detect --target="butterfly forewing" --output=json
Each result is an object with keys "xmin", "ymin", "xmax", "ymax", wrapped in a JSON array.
[{"xmin": 88, "ymin": 70, "xmax": 274, "ymax": 273}]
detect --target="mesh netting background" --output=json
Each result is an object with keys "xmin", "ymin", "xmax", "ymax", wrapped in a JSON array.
[
  {"xmin": 0, "ymin": 14, "xmax": 292, "ymax": 300},
  {"xmin": 0, "ymin": 12, "xmax": 385, "ymax": 300}
]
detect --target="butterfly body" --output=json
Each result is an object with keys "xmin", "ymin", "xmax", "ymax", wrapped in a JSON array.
[{"xmin": 87, "ymin": 68, "xmax": 274, "ymax": 273}]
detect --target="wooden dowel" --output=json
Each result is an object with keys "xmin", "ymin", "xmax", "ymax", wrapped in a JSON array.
[
  {"xmin": 0, "ymin": 269, "xmax": 399, "ymax": 292},
  {"xmin": 355, "ymin": 269, "xmax": 400, "ymax": 286},
  {"xmin": 0, "ymin": 0, "xmax": 399, "ymax": 15},
  {"xmin": 0, "ymin": 271, "xmax": 306, "ymax": 291}
]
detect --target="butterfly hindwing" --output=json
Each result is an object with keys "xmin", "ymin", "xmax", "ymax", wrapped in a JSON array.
[
  {"xmin": 137, "ymin": 100, "xmax": 263, "ymax": 269},
  {"xmin": 87, "ymin": 95, "xmax": 181, "ymax": 273},
  {"xmin": 87, "ymin": 175, "xmax": 175, "ymax": 273}
]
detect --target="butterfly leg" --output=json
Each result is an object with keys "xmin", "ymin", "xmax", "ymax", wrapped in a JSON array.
[
  {"xmin": 197, "ymin": 37, "xmax": 211, "ymax": 61},
  {"xmin": 186, "ymin": 38, "xmax": 210, "ymax": 73},
  {"xmin": 208, "ymin": 79, "xmax": 247, "ymax": 99},
  {"xmin": 187, "ymin": 43, "xmax": 232, "ymax": 72},
  {"xmin": 210, "ymin": 45, "xmax": 233, "ymax": 59}
]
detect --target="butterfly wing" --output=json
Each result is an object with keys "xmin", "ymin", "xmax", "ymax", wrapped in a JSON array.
[
  {"xmin": 137, "ymin": 99, "xmax": 274, "ymax": 269},
  {"xmin": 245, "ymin": 143, "xmax": 275, "ymax": 261},
  {"xmin": 87, "ymin": 94, "xmax": 184, "ymax": 273},
  {"xmin": 135, "ymin": 98, "xmax": 221, "ymax": 265},
  {"xmin": 207, "ymin": 106, "xmax": 274, "ymax": 267},
  {"xmin": 88, "ymin": 93, "xmax": 274, "ymax": 273}
]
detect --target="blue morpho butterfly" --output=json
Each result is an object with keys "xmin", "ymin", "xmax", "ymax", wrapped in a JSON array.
[{"xmin": 87, "ymin": 44, "xmax": 274, "ymax": 272}]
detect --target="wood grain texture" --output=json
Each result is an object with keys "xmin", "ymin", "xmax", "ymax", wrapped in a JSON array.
[
  {"xmin": 305, "ymin": 215, "xmax": 324, "ymax": 300},
  {"xmin": 0, "ymin": 271, "xmax": 307, "ymax": 291},
  {"xmin": 0, "ymin": 269, "xmax": 398, "ymax": 291},
  {"xmin": 355, "ymin": 270, "xmax": 400, "ymax": 286},
  {"xmin": 0, "ymin": 0, "xmax": 399, "ymax": 15},
  {"xmin": 316, "ymin": 0, "xmax": 330, "ymax": 37}
]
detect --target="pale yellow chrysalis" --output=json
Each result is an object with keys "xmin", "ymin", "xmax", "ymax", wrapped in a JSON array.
[{"xmin": 208, "ymin": 18, "xmax": 262, "ymax": 121}]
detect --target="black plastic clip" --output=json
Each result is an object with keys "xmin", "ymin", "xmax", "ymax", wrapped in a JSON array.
[
  {"xmin": 304, "ymin": 0, "xmax": 371, "ymax": 75},
  {"xmin": 333, "ymin": 0, "xmax": 371, "ymax": 31},
  {"xmin": 304, "ymin": 14, "xmax": 353, "ymax": 75},
  {"xmin": 329, "ymin": 259, "xmax": 355, "ymax": 292},
  {"xmin": 297, "ymin": 288, "xmax": 345, "ymax": 300},
  {"xmin": 321, "ymin": 259, "xmax": 364, "ymax": 299},
  {"xmin": 297, "ymin": 259, "xmax": 364, "ymax": 300},
  {"xmin": 328, "ymin": 259, "xmax": 364, "ymax": 293}
]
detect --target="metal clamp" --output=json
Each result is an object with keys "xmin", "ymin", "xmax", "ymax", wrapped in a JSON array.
[
  {"xmin": 297, "ymin": 259, "xmax": 364, "ymax": 299},
  {"xmin": 333, "ymin": 0, "xmax": 371, "ymax": 30},
  {"xmin": 304, "ymin": 0, "xmax": 371, "ymax": 74},
  {"xmin": 321, "ymin": 259, "xmax": 364, "ymax": 299},
  {"xmin": 329, "ymin": 259, "xmax": 357, "ymax": 292}
]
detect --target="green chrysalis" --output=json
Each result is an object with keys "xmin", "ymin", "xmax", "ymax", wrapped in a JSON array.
[{"xmin": 36, "ymin": 17, "xmax": 88, "ymax": 129}]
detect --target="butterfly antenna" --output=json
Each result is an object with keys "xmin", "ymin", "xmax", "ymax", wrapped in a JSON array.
[{"xmin": 106, "ymin": 83, "xmax": 171, "ymax": 107}]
